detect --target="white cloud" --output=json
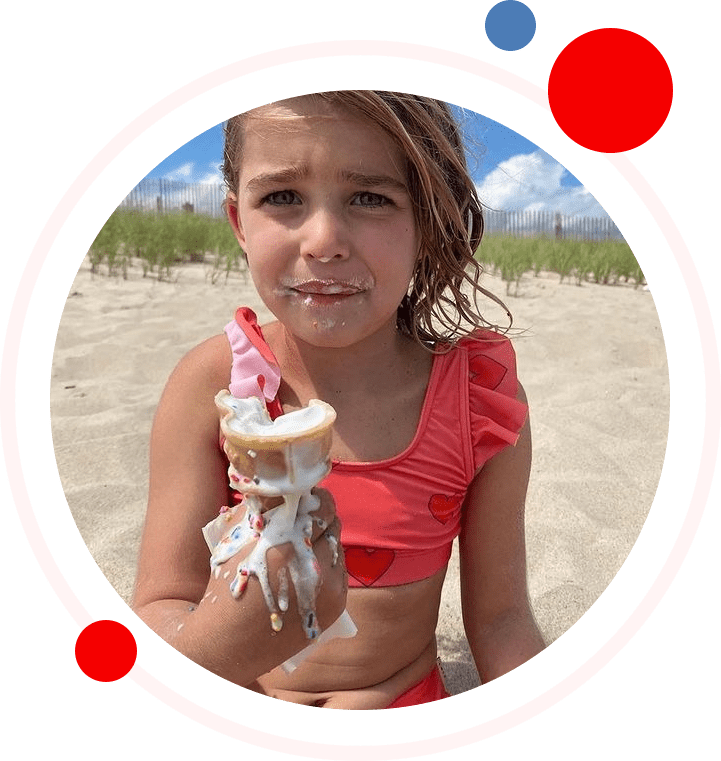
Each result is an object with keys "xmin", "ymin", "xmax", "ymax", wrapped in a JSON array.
[
  {"xmin": 476, "ymin": 150, "xmax": 609, "ymax": 218},
  {"xmin": 163, "ymin": 162, "xmax": 195, "ymax": 182},
  {"xmin": 198, "ymin": 163, "xmax": 223, "ymax": 185},
  {"xmin": 163, "ymin": 161, "xmax": 223, "ymax": 186}
]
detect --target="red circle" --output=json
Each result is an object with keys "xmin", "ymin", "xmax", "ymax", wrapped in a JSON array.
[
  {"xmin": 75, "ymin": 620, "xmax": 137, "ymax": 681},
  {"xmin": 548, "ymin": 29, "xmax": 673, "ymax": 153}
]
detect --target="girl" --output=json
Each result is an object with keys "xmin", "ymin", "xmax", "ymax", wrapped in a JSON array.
[{"xmin": 132, "ymin": 91, "xmax": 546, "ymax": 709}]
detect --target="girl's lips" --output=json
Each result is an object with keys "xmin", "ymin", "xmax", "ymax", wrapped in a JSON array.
[
  {"xmin": 280, "ymin": 278, "xmax": 371, "ymax": 297},
  {"xmin": 275, "ymin": 279, "xmax": 373, "ymax": 314},
  {"xmin": 294, "ymin": 290, "xmax": 363, "ymax": 307}
]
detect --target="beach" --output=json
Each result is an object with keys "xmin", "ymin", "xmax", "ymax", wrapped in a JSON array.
[{"xmin": 50, "ymin": 258, "xmax": 669, "ymax": 695}]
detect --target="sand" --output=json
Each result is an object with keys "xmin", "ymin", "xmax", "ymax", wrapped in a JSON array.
[{"xmin": 50, "ymin": 257, "xmax": 669, "ymax": 695}]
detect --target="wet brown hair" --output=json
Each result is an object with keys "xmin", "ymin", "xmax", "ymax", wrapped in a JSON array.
[{"xmin": 222, "ymin": 91, "xmax": 511, "ymax": 349}]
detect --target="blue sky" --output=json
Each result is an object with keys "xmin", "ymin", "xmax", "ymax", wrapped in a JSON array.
[{"xmin": 144, "ymin": 105, "xmax": 610, "ymax": 219}]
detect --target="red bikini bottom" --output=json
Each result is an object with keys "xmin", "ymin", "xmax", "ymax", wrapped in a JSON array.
[{"xmin": 387, "ymin": 664, "xmax": 450, "ymax": 708}]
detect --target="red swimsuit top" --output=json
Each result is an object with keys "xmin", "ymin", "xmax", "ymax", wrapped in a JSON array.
[{"xmin": 224, "ymin": 307, "xmax": 528, "ymax": 589}]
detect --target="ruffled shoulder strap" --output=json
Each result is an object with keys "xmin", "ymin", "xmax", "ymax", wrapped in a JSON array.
[
  {"xmin": 224, "ymin": 307, "xmax": 283, "ymax": 417},
  {"xmin": 457, "ymin": 329, "xmax": 528, "ymax": 472}
]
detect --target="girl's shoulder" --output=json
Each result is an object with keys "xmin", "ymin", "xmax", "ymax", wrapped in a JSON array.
[
  {"xmin": 450, "ymin": 329, "xmax": 527, "ymax": 471},
  {"xmin": 448, "ymin": 328, "xmax": 520, "ymax": 398},
  {"xmin": 183, "ymin": 333, "xmax": 231, "ymax": 373},
  {"xmin": 455, "ymin": 327, "xmax": 516, "ymax": 352},
  {"xmin": 164, "ymin": 333, "xmax": 232, "ymax": 403}
]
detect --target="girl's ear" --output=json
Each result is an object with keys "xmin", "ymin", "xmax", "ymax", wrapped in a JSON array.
[{"xmin": 225, "ymin": 194, "xmax": 246, "ymax": 248}]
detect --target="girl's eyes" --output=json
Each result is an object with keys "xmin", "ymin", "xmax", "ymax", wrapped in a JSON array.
[
  {"xmin": 352, "ymin": 192, "xmax": 391, "ymax": 208},
  {"xmin": 263, "ymin": 190, "xmax": 301, "ymax": 206},
  {"xmin": 260, "ymin": 190, "xmax": 392, "ymax": 208}
]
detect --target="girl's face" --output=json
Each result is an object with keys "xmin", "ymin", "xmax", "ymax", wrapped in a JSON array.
[{"xmin": 227, "ymin": 98, "xmax": 419, "ymax": 349}]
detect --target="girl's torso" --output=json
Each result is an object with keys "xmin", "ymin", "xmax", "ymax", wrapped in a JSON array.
[
  {"xmin": 216, "ymin": 310, "xmax": 525, "ymax": 706},
  {"xmin": 255, "ymin": 569, "xmax": 446, "ymax": 707},
  {"xmin": 253, "ymin": 319, "xmax": 444, "ymax": 707}
]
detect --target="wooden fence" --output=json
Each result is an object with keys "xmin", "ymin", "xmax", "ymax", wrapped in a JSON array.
[
  {"xmin": 484, "ymin": 209, "xmax": 623, "ymax": 241},
  {"xmin": 119, "ymin": 179, "xmax": 624, "ymax": 241},
  {"xmin": 119, "ymin": 178, "xmax": 227, "ymax": 218}
]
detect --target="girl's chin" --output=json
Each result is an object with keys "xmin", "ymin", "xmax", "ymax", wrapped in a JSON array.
[
  {"xmin": 293, "ymin": 322, "xmax": 359, "ymax": 349},
  {"xmin": 272, "ymin": 301, "xmax": 356, "ymax": 341},
  {"xmin": 265, "ymin": 297, "xmax": 400, "ymax": 349},
  {"xmin": 279, "ymin": 313, "xmax": 396, "ymax": 350}
]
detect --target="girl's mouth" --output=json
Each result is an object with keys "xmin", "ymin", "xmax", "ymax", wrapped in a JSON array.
[
  {"xmin": 288, "ymin": 279, "xmax": 366, "ymax": 295},
  {"xmin": 278, "ymin": 278, "xmax": 371, "ymax": 304}
]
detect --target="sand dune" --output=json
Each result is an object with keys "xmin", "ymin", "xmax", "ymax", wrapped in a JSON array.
[{"xmin": 51, "ymin": 259, "xmax": 668, "ymax": 694}]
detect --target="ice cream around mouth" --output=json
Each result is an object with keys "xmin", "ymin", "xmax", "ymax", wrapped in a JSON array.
[
  {"xmin": 281, "ymin": 279, "xmax": 371, "ymax": 318},
  {"xmin": 294, "ymin": 281, "xmax": 362, "ymax": 296},
  {"xmin": 279, "ymin": 276, "xmax": 372, "ymax": 300}
]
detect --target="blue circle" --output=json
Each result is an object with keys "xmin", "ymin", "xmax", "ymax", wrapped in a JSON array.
[{"xmin": 485, "ymin": 1, "xmax": 536, "ymax": 51}]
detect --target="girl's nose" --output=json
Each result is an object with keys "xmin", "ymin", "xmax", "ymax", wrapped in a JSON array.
[{"xmin": 300, "ymin": 208, "xmax": 351, "ymax": 263}]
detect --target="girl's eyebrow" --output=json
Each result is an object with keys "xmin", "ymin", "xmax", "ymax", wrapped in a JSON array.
[
  {"xmin": 245, "ymin": 166, "xmax": 407, "ymax": 193},
  {"xmin": 245, "ymin": 166, "xmax": 307, "ymax": 192},
  {"xmin": 338, "ymin": 170, "xmax": 408, "ymax": 192}
]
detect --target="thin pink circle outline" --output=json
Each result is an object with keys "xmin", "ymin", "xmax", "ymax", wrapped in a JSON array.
[{"xmin": 1, "ymin": 41, "xmax": 718, "ymax": 758}]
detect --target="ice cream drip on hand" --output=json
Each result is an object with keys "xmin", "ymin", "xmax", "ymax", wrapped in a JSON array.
[
  {"xmin": 208, "ymin": 491, "xmax": 324, "ymax": 639},
  {"xmin": 203, "ymin": 393, "xmax": 337, "ymax": 641}
]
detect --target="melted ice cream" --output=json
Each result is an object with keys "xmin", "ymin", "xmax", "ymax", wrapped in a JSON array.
[
  {"xmin": 204, "ymin": 392, "xmax": 351, "ymax": 654},
  {"xmin": 222, "ymin": 396, "xmax": 330, "ymax": 439},
  {"xmin": 206, "ymin": 492, "xmax": 324, "ymax": 640}
]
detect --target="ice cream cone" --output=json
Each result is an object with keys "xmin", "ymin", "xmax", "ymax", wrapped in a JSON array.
[{"xmin": 215, "ymin": 391, "xmax": 336, "ymax": 496}]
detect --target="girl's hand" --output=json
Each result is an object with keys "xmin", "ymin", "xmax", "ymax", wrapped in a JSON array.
[
  {"xmin": 209, "ymin": 486, "xmax": 347, "ymax": 636},
  {"xmin": 298, "ymin": 487, "xmax": 348, "ymax": 630},
  {"xmin": 135, "ymin": 487, "xmax": 346, "ymax": 686}
]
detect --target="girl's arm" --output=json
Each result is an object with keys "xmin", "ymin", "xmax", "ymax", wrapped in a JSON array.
[
  {"xmin": 458, "ymin": 383, "xmax": 545, "ymax": 683},
  {"xmin": 132, "ymin": 336, "xmax": 346, "ymax": 686}
]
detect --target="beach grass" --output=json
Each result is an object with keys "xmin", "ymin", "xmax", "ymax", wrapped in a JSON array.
[
  {"xmin": 88, "ymin": 210, "xmax": 643, "ymax": 294},
  {"xmin": 476, "ymin": 236, "xmax": 644, "ymax": 294},
  {"xmin": 88, "ymin": 208, "xmax": 244, "ymax": 281}
]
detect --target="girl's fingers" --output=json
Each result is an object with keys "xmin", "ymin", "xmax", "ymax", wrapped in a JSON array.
[
  {"xmin": 306, "ymin": 487, "xmax": 340, "ymax": 544},
  {"xmin": 223, "ymin": 489, "xmax": 347, "ymax": 634},
  {"xmin": 308, "ymin": 517, "xmax": 348, "ymax": 628}
]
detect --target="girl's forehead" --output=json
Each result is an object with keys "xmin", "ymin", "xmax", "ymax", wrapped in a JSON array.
[
  {"xmin": 239, "ymin": 99, "xmax": 406, "ymax": 171},
  {"xmin": 245, "ymin": 98, "xmax": 367, "ymax": 132}
]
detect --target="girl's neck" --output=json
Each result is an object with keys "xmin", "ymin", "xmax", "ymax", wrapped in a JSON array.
[{"xmin": 267, "ymin": 320, "xmax": 422, "ymax": 398}]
